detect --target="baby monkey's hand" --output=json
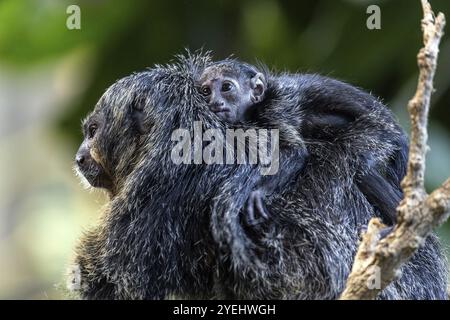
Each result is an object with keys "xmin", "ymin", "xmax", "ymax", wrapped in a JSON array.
[{"xmin": 244, "ymin": 189, "xmax": 269, "ymax": 226}]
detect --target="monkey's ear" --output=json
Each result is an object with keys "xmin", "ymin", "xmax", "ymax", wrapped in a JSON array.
[{"xmin": 250, "ymin": 73, "xmax": 266, "ymax": 103}]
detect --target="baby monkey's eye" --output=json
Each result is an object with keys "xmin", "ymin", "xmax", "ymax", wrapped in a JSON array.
[
  {"xmin": 88, "ymin": 123, "xmax": 98, "ymax": 139},
  {"xmin": 221, "ymin": 82, "xmax": 234, "ymax": 92},
  {"xmin": 200, "ymin": 86, "xmax": 211, "ymax": 96}
]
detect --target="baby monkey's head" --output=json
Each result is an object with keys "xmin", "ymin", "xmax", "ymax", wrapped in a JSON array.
[{"xmin": 197, "ymin": 60, "xmax": 266, "ymax": 123}]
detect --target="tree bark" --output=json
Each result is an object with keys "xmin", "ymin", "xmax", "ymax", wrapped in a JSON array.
[{"xmin": 340, "ymin": 0, "xmax": 448, "ymax": 300}]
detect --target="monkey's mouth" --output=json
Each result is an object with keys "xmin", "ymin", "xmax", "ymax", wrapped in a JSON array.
[
  {"xmin": 214, "ymin": 110, "xmax": 230, "ymax": 116},
  {"xmin": 77, "ymin": 162, "xmax": 113, "ymax": 190},
  {"xmin": 210, "ymin": 105, "xmax": 231, "ymax": 114},
  {"xmin": 212, "ymin": 107, "xmax": 232, "ymax": 117}
]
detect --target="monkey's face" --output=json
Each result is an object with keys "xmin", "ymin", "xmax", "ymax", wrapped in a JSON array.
[
  {"xmin": 75, "ymin": 73, "xmax": 155, "ymax": 194},
  {"xmin": 197, "ymin": 67, "xmax": 256, "ymax": 124},
  {"xmin": 75, "ymin": 113, "xmax": 113, "ymax": 191}
]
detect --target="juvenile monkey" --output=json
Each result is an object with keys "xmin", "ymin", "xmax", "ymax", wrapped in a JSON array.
[{"xmin": 197, "ymin": 59, "xmax": 408, "ymax": 229}]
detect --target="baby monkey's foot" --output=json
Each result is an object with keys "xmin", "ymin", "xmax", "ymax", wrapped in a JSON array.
[{"xmin": 244, "ymin": 189, "xmax": 269, "ymax": 226}]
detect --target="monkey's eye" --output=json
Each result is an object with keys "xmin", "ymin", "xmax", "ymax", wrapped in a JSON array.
[
  {"xmin": 221, "ymin": 82, "xmax": 234, "ymax": 92},
  {"xmin": 88, "ymin": 123, "xmax": 98, "ymax": 139},
  {"xmin": 200, "ymin": 86, "xmax": 211, "ymax": 96}
]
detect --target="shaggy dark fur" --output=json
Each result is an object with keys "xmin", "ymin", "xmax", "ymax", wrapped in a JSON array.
[{"xmin": 70, "ymin": 52, "xmax": 448, "ymax": 299}]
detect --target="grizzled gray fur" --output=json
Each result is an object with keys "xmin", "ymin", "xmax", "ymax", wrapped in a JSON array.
[{"xmin": 70, "ymin": 52, "xmax": 448, "ymax": 299}]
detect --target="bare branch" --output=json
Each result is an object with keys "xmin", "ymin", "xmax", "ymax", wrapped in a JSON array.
[{"xmin": 340, "ymin": 0, "xmax": 448, "ymax": 300}]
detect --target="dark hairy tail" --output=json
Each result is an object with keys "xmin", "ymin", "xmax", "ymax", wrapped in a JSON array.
[{"xmin": 357, "ymin": 134, "xmax": 408, "ymax": 225}]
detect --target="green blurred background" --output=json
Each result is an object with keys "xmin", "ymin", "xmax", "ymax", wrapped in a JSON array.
[{"xmin": 0, "ymin": 0, "xmax": 449, "ymax": 299}]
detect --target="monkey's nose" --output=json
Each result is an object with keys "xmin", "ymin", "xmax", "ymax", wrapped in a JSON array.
[
  {"xmin": 76, "ymin": 154, "xmax": 85, "ymax": 166},
  {"xmin": 210, "ymin": 101, "xmax": 226, "ymax": 112}
]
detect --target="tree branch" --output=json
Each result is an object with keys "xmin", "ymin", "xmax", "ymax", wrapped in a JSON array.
[{"xmin": 340, "ymin": 0, "xmax": 448, "ymax": 300}]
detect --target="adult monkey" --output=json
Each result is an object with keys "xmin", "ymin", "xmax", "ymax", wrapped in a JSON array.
[{"xmin": 70, "ymin": 52, "xmax": 448, "ymax": 299}]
